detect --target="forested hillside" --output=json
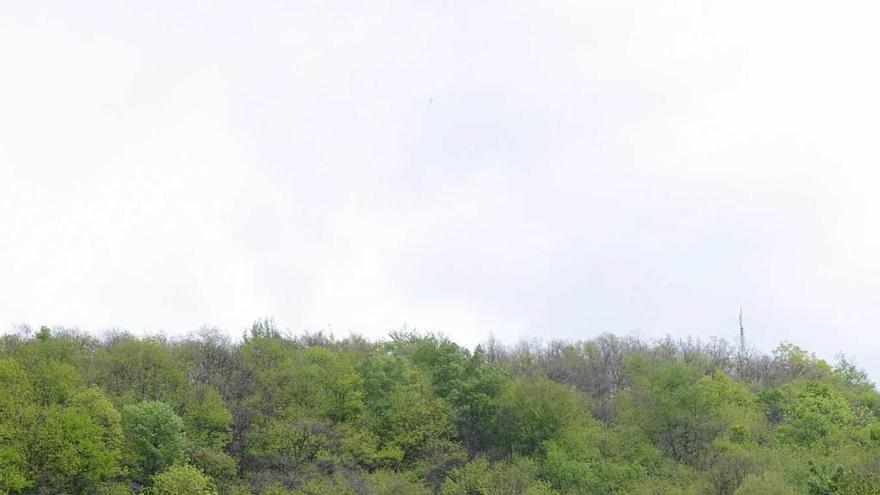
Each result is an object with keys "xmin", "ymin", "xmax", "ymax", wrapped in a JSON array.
[{"xmin": 2, "ymin": 320, "xmax": 880, "ymax": 495}]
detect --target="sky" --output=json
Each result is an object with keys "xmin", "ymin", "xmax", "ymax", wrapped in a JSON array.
[{"xmin": 2, "ymin": 1, "xmax": 880, "ymax": 377}]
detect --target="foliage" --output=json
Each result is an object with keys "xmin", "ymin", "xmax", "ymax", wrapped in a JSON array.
[
  {"xmin": 807, "ymin": 462, "xmax": 844, "ymax": 495},
  {"xmin": 148, "ymin": 464, "xmax": 217, "ymax": 495},
  {"xmin": 183, "ymin": 385, "xmax": 233, "ymax": 450},
  {"xmin": 122, "ymin": 401, "xmax": 186, "ymax": 482},
  {"xmin": 1, "ymin": 323, "xmax": 879, "ymax": 495},
  {"xmin": 492, "ymin": 376, "xmax": 589, "ymax": 456},
  {"xmin": 541, "ymin": 422, "xmax": 648, "ymax": 493},
  {"xmin": 734, "ymin": 471, "xmax": 795, "ymax": 495},
  {"xmin": 33, "ymin": 388, "xmax": 123, "ymax": 493},
  {"xmin": 440, "ymin": 456, "xmax": 557, "ymax": 495},
  {"xmin": 622, "ymin": 357, "xmax": 729, "ymax": 465},
  {"xmin": 0, "ymin": 357, "xmax": 35, "ymax": 493}
]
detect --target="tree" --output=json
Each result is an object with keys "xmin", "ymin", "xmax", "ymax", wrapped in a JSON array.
[
  {"xmin": 32, "ymin": 388, "xmax": 123, "ymax": 493},
  {"xmin": 621, "ymin": 357, "xmax": 732, "ymax": 465},
  {"xmin": 149, "ymin": 464, "xmax": 218, "ymax": 495},
  {"xmin": 356, "ymin": 353, "xmax": 455, "ymax": 468},
  {"xmin": 734, "ymin": 472, "xmax": 795, "ymax": 495},
  {"xmin": 4, "ymin": 324, "xmax": 880, "ymax": 495},
  {"xmin": 837, "ymin": 472, "xmax": 880, "ymax": 495},
  {"xmin": 771, "ymin": 343, "xmax": 831, "ymax": 383},
  {"xmin": 776, "ymin": 382, "xmax": 854, "ymax": 446},
  {"xmin": 440, "ymin": 456, "xmax": 559, "ymax": 495},
  {"xmin": 245, "ymin": 417, "xmax": 334, "ymax": 472},
  {"xmin": 0, "ymin": 357, "xmax": 35, "ymax": 493},
  {"xmin": 29, "ymin": 359, "xmax": 83, "ymax": 406},
  {"xmin": 369, "ymin": 471, "xmax": 431, "ymax": 495},
  {"xmin": 833, "ymin": 354, "xmax": 872, "ymax": 389},
  {"xmin": 123, "ymin": 401, "xmax": 186, "ymax": 481},
  {"xmin": 183, "ymin": 385, "xmax": 233, "ymax": 450},
  {"xmin": 806, "ymin": 462, "xmax": 844, "ymax": 495},
  {"xmin": 389, "ymin": 334, "xmax": 507, "ymax": 454},
  {"xmin": 541, "ymin": 423, "xmax": 648, "ymax": 494},
  {"xmin": 492, "ymin": 377, "xmax": 590, "ymax": 456},
  {"xmin": 91, "ymin": 335, "xmax": 185, "ymax": 404}
]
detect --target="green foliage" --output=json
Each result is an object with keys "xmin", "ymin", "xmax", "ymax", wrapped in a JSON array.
[
  {"xmin": 247, "ymin": 317, "xmax": 282, "ymax": 340},
  {"xmin": 776, "ymin": 382, "xmax": 855, "ymax": 446},
  {"xmin": 92, "ymin": 335, "xmax": 185, "ymax": 404},
  {"xmin": 32, "ymin": 387, "xmax": 123, "ymax": 493},
  {"xmin": 806, "ymin": 462, "xmax": 844, "ymax": 495},
  {"xmin": 759, "ymin": 388, "xmax": 785, "ymax": 424},
  {"xmin": 245, "ymin": 417, "xmax": 334, "ymax": 471},
  {"xmin": 834, "ymin": 355, "xmax": 872, "ymax": 389},
  {"xmin": 122, "ymin": 400, "xmax": 186, "ymax": 481},
  {"xmin": 772, "ymin": 343, "xmax": 832, "ymax": 382},
  {"xmin": 440, "ymin": 456, "xmax": 558, "ymax": 495},
  {"xmin": 356, "ymin": 351, "xmax": 456, "ymax": 468},
  {"xmin": 96, "ymin": 481, "xmax": 136, "ymax": 495},
  {"xmin": 9, "ymin": 327, "xmax": 94, "ymax": 371},
  {"xmin": 703, "ymin": 444, "xmax": 754, "ymax": 495},
  {"xmin": 183, "ymin": 385, "xmax": 233, "ymax": 449},
  {"xmin": 492, "ymin": 377, "xmax": 589, "ymax": 455},
  {"xmin": 2, "ymin": 325, "xmax": 880, "ymax": 495},
  {"xmin": 542, "ymin": 423, "xmax": 647, "ymax": 494},
  {"xmin": 391, "ymin": 334, "xmax": 507, "ymax": 452},
  {"xmin": 734, "ymin": 472, "xmax": 795, "ymax": 495},
  {"xmin": 149, "ymin": 464, "xmax": 217, "ymax": 495},
  {"xmin": 30, "ymin": 359, "xmax": 83, "ymax": 405},
  {"xmin": 837, "ymin": 472, "xmax": 880, "ymax": 494},
  {"xmin": 289, "ymin": 474, "xmax": 355, "ymax": 495},
  {"xmin": 369, "ymin": 471, "xmax": 432, "ymax": 495},
  {"xmin": 622, "ymin": 357, "xmax": 733, "ymax": 465},
  {"xmin": 0, "ymin": 357, "xmax": 35, "ymax": 493},
  {"xmin": 186, "ymin": 446, "xmax": 239, "ymax": 484}
]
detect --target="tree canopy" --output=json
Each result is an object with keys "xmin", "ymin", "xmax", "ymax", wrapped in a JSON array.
[{"xmin": 1, "ymin": 323, "xmax": 879, "ymax": 494}]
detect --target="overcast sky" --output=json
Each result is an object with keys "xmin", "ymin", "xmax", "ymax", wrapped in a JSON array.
[{"xmin": 2, "ymin": 1, "xmax": 880, "ymax": 376}]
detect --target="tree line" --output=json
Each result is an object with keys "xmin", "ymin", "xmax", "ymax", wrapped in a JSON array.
[{"xmin": 1, "ymin": 319, "xmax": 879, "ymax": 494}]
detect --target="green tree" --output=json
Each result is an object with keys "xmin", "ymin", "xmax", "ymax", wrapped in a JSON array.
[
  {"xmin": 183, "ymin": 385, "xmax": 233, "ymax": 450},
  {"xmin": 622, "ymin": 357, "xmax": 729, "ymax": 465},
  {"xmin": 541, "ymin": 423, "xmax": 647, "ymax": 494},
  {"xmin": 734, "ymin": 472, "xmax": 795, "ymax": 495},
  {"xmin": 29, "ymin": 359, "xmax": 83, "ymax": 406},
  {"xmin": 369, "ymin": 471, "xmax": 431, "ymax": 495},
  {"xmin": 0, "ymin": 357, "xmax": 35, "ymax": 493},
  {"xmin": 837, "ymin": 472, "xmax": 880, "ymax": 495},
  {"xmin": 290, "ymin": 474, "xmax": 355, "ymax": 495},
  {"xmin": 441, "ymin": 456, "xmax": 558, "ymax": 495},
  {"xmin": 91, "ymin": 335, "xmax": 185, "ymax": 404},
  {"xmin": 123, "ymin": 401, "xmax": 185, "ymax": 481},
  {"xmin": 806, "ymin": 462, "xmax": 843, "ymax": 495},
  {"xmin": 390, "ymin": 334, "xmax": 507, "ymax": 453},
  {"xmin": 149, "ymin": 464, "xmax": 217, "ymax": 495},
  {"xmin": 776, "ymin": 382, "xmax": 855, "ymax": 446},
  {"xmin": 4, "ymin": 324, "xmax": 880, "ymax": 495},
  {"xmin": 492, "ymin": 377, "xmax": 589, "ymax": 455},
  {"xmin": 356, "ymin": 351, "xmax": 456, "ymax": 469},
  {"xmin": 33, "ymin": 387, "xmax": 123, "ymax": 493}
]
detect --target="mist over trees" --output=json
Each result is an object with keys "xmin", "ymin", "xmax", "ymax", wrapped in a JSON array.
[{"xmin": 2, "ymin": 320, "xmax": 879, "ymax": 494}]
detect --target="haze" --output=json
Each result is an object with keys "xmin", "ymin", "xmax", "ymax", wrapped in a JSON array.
[{"xmin": 2, "ymin": 2, "xmax": 880, "ymax": 377}]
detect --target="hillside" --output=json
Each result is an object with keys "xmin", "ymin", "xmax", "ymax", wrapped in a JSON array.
[{"xmin": 1, "ymin": 321, "xmax": 879, "ymax": 494}]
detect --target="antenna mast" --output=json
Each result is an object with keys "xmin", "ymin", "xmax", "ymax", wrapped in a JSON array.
[{"xmin": 737, "ymin": 306, "xmax": 746, "ymax": 374}]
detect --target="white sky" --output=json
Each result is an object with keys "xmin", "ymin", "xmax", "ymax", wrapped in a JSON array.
[{"xmin": 3, "ymin": 1, "xmax": 880, "ymax": 377}]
